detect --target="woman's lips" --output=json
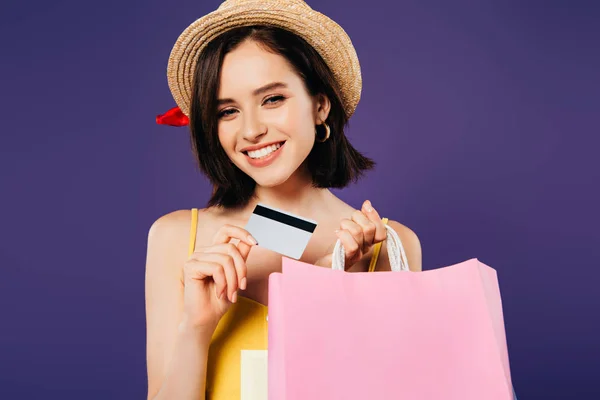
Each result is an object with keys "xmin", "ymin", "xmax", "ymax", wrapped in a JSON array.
[{"xmin": 244, "ymin": 142, "xmax": 285, "ymax": 168}]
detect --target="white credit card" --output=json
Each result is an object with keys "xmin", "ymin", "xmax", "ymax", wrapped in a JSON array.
[
  {"xmin": 240, "ymin": 350, "xmax": 268, "ymax": 400},
  {"xmin": 244, "ymin": 203, "xmax": 317, "ymax": 260}
]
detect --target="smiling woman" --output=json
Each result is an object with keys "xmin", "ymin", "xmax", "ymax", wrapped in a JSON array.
[
  {"xmin": 146, "ymin": 1, "xmax": 422, "ymax": 400},
  {"xmin": 189, "ymin": 26, "xmax": 374, "ymax": 208}
]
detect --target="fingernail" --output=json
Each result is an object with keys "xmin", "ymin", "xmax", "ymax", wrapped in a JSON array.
[
  {"xmin": 232, "ymin": 291, "xmax": 238, "ymax": 303},
  {"xmin": 335, "ymin": 229, "xmax": 340, "ymax": 234},
  {"xmin": 364, "ymin": 200, "xmax": 374, "ymax": 212},
  {"xmin": 241, "ymin": 277, "xmax": 247, "ymax": 290},
  {"xmin": 247, "ymin": 235, "xmax": 258, "ymax": 245}
]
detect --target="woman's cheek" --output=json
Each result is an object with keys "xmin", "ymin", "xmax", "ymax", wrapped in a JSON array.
[
  {"xmin": 218, "ymin": 129, "xmax": 236, "ymax": 155},
  {"xmin": 271, "ymin": 99, "xmax": 300, "ymax": 131}
]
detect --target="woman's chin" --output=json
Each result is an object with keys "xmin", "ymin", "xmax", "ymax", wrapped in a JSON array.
[
  {"xmin": 253, "ymin": 174, "xmax": 290, "ymax": 188},
  {"xmin": 247, "ymin": 167, "xmax": 296, "ymax": 188},
  {"xmin": 238, "ymin": 156, "xmax": 308, "ymax": 188}
]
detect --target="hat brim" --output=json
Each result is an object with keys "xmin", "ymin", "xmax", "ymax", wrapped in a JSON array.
[{"xmin": 167, "ymin": 0, "xmax": 361, "ymax": 118}]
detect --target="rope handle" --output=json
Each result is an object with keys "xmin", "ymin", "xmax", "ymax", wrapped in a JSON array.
[{"xmin": 331, "ymin": 224, "xmax": 410, "ymax": 272}]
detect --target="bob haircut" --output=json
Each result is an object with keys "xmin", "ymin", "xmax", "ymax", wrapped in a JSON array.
[{"xmin": 189, "ymin": 25, "xmax": 374, "ymax": 208}]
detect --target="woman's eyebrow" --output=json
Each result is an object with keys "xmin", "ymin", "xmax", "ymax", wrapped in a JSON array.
[{"xmin": 217, "ymin": 82, "xmax": 288, "ymax": 106}]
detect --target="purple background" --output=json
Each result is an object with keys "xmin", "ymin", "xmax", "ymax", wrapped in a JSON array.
[{"xmin": 1, "ymin": 0, "xmax": 598, "ymax": 398}]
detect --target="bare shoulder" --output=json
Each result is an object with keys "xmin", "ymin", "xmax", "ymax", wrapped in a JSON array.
[
  {"xmin": 147, "ymin": 209, "xmax": 194, "ymax": 250},
  {"xmin": 145, "ymin": 209, "xmax": 202, "ymax": 277},
  {"xmin": 148, "ymin": 209, "xmax": 193, "ymax": 232},
  {"xmin": 147, "ymin": 207, "xmax": 225, "ymax": 242},
  {"xmin": 384, "ymin": 220, "xmax": 423, "ymax": 272},
  {"xmin": 149, "ymin": 206, "xmax": 246, "ymax": 254}
]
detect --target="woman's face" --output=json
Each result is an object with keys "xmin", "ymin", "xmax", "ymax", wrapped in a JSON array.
[{"xmin": 216, "ymin": 39, "xmax": 330, "ymax": 187}]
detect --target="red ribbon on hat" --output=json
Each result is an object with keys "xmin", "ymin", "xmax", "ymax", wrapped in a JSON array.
[{"xmin": 156, "ymin": 106, "xmax": 189, "ymax": 126}]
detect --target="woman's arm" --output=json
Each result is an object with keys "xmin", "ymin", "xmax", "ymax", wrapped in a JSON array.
[
  {"xmin": 150, "ymin": 324, "xmax": 211, "ymax": 400},
  {"xmin": 145, "ymin": 211, "xmax": 210, "ymax": 400}
]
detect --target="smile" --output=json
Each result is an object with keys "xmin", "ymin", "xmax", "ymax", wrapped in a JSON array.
[
  {"xmin": 245, "ymin": 142, "xmax": 284, "ymax": 159},
  {"xmin": 242, "ymin": 141, "xmax": 286, "ymax": 168}
]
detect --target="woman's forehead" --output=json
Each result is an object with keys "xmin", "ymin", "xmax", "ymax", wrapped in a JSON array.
[{"xmin": 218, "ymin": 40, "xmax": 299, "ymax": 97}]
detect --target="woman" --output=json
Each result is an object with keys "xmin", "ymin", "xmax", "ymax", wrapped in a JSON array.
[{"xmin": 146, "ymin": 1, "xmax": 422, "ymax": 399}]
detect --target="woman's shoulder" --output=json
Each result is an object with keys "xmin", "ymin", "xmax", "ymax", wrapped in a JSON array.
[
  {"xmin": 383, "ymin": 219, "xmax": 422, "ymax": 272},
  {"xmin": 148, "ymin": 209, "xmax": 194, "ymax": 236},
  {"xmin": 385, "ymin": 220, "xmax": 419, "ymax": 243},
  {"xmin": 146, "ymin": 209, "xmax": 197, "ymax": 256},
  {"xmin": 148, "ymin": 207, "xmax": 224, "ymax": 236},
  {"xmin": 148, "ymin": 206, "xmax": 232, "ymax": 229},
  {"xmin": 148, "ymin": 206, "xmax": 247, "ymax": 252},
  {"xmin": 144, "ymin": 210, "xmax": 197, "ymax": 284}
]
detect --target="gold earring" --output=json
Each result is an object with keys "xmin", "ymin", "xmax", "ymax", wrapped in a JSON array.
[{"xmin": 316, "ymin": 122, "xmax": 331, "ymax": 143}]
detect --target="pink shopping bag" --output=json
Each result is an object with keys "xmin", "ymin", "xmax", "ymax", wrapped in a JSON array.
[{"xmin": 268, "ymin": 225, "xmax": 515, "ymax": 400}]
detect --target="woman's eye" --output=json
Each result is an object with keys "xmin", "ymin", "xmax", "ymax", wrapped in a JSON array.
[
  {"xmin": 218, "ymin": 109, "xmax": 236, "ymax": 119},
  {"xmin": 218, "ymin": 96, "xmax": 285, "ymax": 119},
  {"xmin": 264, "ymin": 95, "xmax": 285, "ymax": 105}
]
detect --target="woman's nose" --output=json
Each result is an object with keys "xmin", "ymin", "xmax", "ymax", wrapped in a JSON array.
[{"xmin": 240, "ymin": 110, "xmax": 266, "ymax": 141}]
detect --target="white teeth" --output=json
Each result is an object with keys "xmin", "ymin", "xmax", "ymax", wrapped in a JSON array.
[{"xmin": 247, "ymin": 143, "xmax": 282, "ymax": 159}]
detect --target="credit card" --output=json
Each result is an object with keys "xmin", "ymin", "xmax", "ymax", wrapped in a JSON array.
[{"xmin": 244, "ymin": 203, "xmax": 317, "ymax": 259}]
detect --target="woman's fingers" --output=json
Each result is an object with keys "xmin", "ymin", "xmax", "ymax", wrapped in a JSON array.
[
  {"xmin": 351, "ymin": 209, "xmax": 376, "ymax": 252},
  {"xmin": 236, "ymin": 241, "xmax": 251, "ymax": 290},
  {"xmin": 334, "ymin": 201, "xmax": 386, "ymax": 269},
  {"xmin": 212, "ymin": 224, "xmax": 258, "ymax": 248},
  {"xmin": 201, "ymin": 252, "xmax": 240, "ymax": 301},
  {"xmin": 201, "ymin": 224, "xmax": 257, "ymax": 296},
  {"xmin": 200, "ymin": 243, "xmax": 248, "ymax": 292},
  {"xmin": 183, "ymin": 260, "xmax": 227, "ymax": 300},
  {"xmin": 236, "ymin": 241, "xmax": 252, "ymax": 262},
  {"xmin": 336, "ymin": 228, "xmax": 362, "ymax": 267},
  {"xmin": 339, "ymin": 218, "xmax": 364, "ymax": 246},
  {"xmin": 361, "ymin": 200, "xmax": 386, "ymax": 242}
]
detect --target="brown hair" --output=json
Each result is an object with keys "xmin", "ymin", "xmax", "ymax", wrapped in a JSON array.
[{"xmin": 189, "ymin": 25, "xmax": 374, "ymax": 208}]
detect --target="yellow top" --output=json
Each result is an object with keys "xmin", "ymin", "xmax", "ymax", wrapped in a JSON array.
[{"xmin": 189, "ymin": 208, "xmax": 388, "ymax": 399}]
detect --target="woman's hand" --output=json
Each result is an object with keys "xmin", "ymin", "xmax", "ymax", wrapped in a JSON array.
[
  {"xmin": 316, "ymin": 200, "xmax": 387, "ymax": 270},
  {"xmin": 179, "ymin": 225, "xmax": 258, "ymax": 336}
]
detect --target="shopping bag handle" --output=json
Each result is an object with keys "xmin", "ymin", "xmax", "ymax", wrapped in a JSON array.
[{"xmin": 331, "ymin": 224, "xmax": 410, "ymax": 272}]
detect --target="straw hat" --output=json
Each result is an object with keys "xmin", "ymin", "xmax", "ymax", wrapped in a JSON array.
[{"xmin": 164, "ymin": 0, "xmax": 362, "ymax": 121}]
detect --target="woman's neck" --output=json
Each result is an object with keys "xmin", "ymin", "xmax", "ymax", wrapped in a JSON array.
[{"xmin": 250, "ymin": 168, "xmax": 337, "ymax": 219}]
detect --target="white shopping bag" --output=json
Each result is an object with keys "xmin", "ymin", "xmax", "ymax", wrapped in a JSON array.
[{"xmin": 241, "ymin": 350, "xmax": 268, "ymax": 400}]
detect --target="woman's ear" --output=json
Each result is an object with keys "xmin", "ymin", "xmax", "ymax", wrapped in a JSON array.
[{"xmin": 314, "ymin": 93, "xmax": 331, "ymax": 123}]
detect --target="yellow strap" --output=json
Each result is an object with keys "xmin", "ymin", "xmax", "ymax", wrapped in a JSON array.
[
  {"xmin": 188, "ymin": 208, "xmax": 199, "ymax": 257},
  {"xmin": 368, "ymin": 217, "xmax": 389, "ymax": 272}
]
